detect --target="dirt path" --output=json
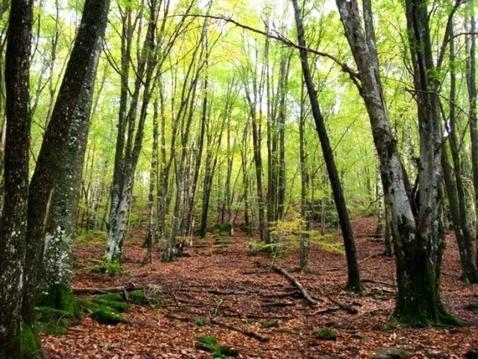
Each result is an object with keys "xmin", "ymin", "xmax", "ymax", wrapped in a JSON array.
[{"xmin": 42, "ymin": 217, "xmax": 478, "ymax": 358}]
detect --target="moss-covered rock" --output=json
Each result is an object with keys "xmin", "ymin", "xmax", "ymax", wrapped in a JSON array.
[
  {"xmin": 95, "ymin": 292, "xmax": 124, "ymax": 302},
  {"xmin": 91, "ymin": 307, "xmax": 126, "ymax": 325},
  {"xmin": 313, "ymin": 327, "xmax": 337, "ymax": 341},
  {"xmin": 260, "ymin": 320, "xmax": 279, "ymax": 328},
  {"xmin": 196, "ymin": 335, "xmax": 238, "ymax": 358},
  {"xmin": 92, "ymin": 298, "xmax": 129, "ymax": 312},
  {"xmin": 374, "ymin": 347, "xmax": 410, "ymax": 359},
  {"xmin": 20, "ymin": 323, "xmax": 42, "ymax": 358},
  {"xmin": 129, "ymin": 290, "xmax": 150, "ymax": 305}
]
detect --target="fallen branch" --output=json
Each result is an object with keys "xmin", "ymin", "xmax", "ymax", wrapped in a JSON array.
[
  {"xmin": 261, "ymin": 301, "xmax": 295, "ymax": 307},
  {"xmin": 210, "ymin": 318, "xmax": 269, "ymax": 342},
  {"xmin": 72, "ymin": 284, "xmax": 137, "ymax": 294},
  {"xmin": 269, "ymin": 264, "xmax": 317, "ymax": 305},
  {"xmin": 325, "ymin": 297, "xmax": 358, "ymax": 315}
]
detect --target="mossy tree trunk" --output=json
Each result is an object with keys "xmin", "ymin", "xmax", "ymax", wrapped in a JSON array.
[
  {"xmin": 336, "ymin": 0, "xmax": 460, "ymax": 325},
  {"xmin": 0, "ymin": 0, "xmax": 33, "ymax": 356},
  {"xmin": 42, "ymin": 0, "xmax": 109, "ymax": 301},
  {"xmin": 23, "ymin": 0, "xmax": 111, "ymax": 327}
]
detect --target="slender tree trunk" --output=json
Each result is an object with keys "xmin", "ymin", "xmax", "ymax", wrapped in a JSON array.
[
  {"xmin": 443, "ymin": 27, "xmax": 478, "ymax": 282},
  {"xmin": 143, "ymin": 99, "xmax": 160, "ymax": 264},
  {"xmin": 292, "ymin": 0, "xmax": 361, "ymax": 292},
  {"xmin": 0, "ymin": 0, "xmax": 33, "ymax": 356},
  {"xmin": 299, "ymin": 81, "xmax": 310, "ymax": 270},
  {"xmin": 106, "ymin": 2, "xmax": 159, "ymax": 264},
  {"xmin": 465, "ymin": 7, "xmax": 478, "ymax": 266}
]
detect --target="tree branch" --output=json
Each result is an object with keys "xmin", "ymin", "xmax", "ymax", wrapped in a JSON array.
[{"xmin": 169, "ymin": 13, "xmax": 361, "ymax": 82}]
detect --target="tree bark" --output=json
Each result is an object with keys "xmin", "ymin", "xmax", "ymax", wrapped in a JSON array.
[
  {"xmin": 23, "ymin": 0, "xmax": 110, "ymax": 325},
  {"xmin": 292, "ymin": 0, "xmax": 361, "ymax": 292},
  {"xmin": 42, "ymin": 0, "xmax": 108, "ymax": 300},
  {"xmin": 336, "ymin": 0, "xmax": 459, "ymax": 325},
  {"xmin": 0, "ymin": 0, "xmax": 33, "ymax": 356},
  {"xmin": 442, "ymin": 26, "xmax": 478, "ymax": 283}
]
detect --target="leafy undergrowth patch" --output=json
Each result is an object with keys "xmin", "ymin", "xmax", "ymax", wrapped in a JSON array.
[{"xmin": 42, "ymin": 218, "xmax": 478, "ymax": 358}]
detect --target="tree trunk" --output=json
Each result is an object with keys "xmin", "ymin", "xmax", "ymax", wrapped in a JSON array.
[
  {"xmin": 42, "ymin": 0, "xmax": 107, "ymax": 303},
  {"xmin": 336, "ymin": 0, "xmax": 458, "ymax": 325},
  {"xmin": 442, "ymin": 27, "xmax": 478, "ymax": 283},
  {"xmin": 292, "ymin": 0, "xmax": 361, "ymax": 292},
  {"xmin": 106, "ymin": 2, "xmax": 159, "ymax": 264},
  {"xmin": 0, "ymin": 0, "xmax": 33, "ymax": 356},
  {"xmin": 465, "ymin": 7, "xmax": 478, "ymax": 266},
  {"xmin": 299, "ymin": 81, "xmax": 310, "ymax": 270},
  {"xmin": 23, "ymin": 0, "xmax": 110, "ymax": 327}
]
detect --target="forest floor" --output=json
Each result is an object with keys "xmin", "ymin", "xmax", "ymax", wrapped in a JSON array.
[{"xmin": 42, "ymin": 216, "xmax": 478, "ymax": 358}]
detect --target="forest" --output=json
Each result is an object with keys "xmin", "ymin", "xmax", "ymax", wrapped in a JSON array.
[{"xmin": 0, "ymin": 0, "xmax": 478, "ymax": 357}]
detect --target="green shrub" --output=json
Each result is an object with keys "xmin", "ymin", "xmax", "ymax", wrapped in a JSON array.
[
  {"xmin": 35, "ymin": 321, "xmax": 67, "ymax": 335},
  {"xmin": 213, "ymin": 223, "xmax": 232, "ymax": 236},
  {"xmin": 90, "ymin": 261, "xmax": 124, "ymax": 275},
  {"xmin": 194, "ymin": 318, "xmax": 206, "ymax": 327},
  {"xmin": 248, "ymin": 240, "xmax": 284, "ymax": 255},
  {"xmin": 214, "ymin": 239, "xmax": 231, "ymax": 247}
]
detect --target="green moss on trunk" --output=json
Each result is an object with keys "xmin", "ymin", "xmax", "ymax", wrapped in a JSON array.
[
  {"xmin": 20, "ymin": 324, "xmax": 42, "ymax": 358},
  {"xmin": 394, "ymin": 255, "xmax": 461, "ymax": 327},
  {"xmin": 35, "ymin": 284, "xmax": 79, "ymax": 319}
]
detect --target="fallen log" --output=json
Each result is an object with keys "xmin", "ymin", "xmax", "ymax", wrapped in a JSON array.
[{"xmin": 72, "ymin": 284, "xmax": 137, "ymax": 294}]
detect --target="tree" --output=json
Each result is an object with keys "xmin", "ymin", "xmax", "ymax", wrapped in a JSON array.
[
  {"xmin": 23, "ymin": 0, "xmax": 111, "ymax": 329},
  {"xmin": 0, "ymin": 0, "xmax": 33, "ymax": 356},
  {"xmin": 292, "ymin": 0, "xmax": 361, "ymax": 292},
  {"xmin": 42, "ymin": 0, "xmax": 112, "ymax": 304},
  {"xmin": 336, "ymin": 0, "xmax": 460, "ymax": 325}
]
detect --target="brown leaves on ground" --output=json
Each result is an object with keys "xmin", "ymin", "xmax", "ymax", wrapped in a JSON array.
[{"xmin": 42, "ymin": 217, "xmax": 478, "ymax": 358}]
